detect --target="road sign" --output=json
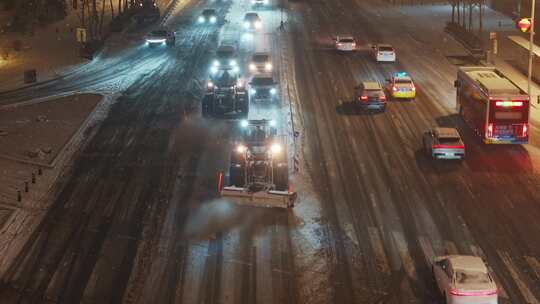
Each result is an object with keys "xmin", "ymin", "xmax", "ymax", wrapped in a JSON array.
[
  {"xmin": 517, "ymin": 18, "xmax": 532, "ymax": 33},
  {"xmin": 76, "ymin": 28, "xmax": 87, "ymax": 43}
]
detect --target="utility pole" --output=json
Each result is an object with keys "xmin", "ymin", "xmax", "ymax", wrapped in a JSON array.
[{"xmin": 528, "ymin": 0, "xmax": 536, "ymax": 103}]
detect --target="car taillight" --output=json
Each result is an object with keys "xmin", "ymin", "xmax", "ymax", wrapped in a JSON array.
[
  {"xmin": 360, "ymin": 95, "xmax": 368, "ymax": 101},
  {"xmin": 487, "ymin": 123, "xmax": 494, "ymax": 137},
  {"xmin": 449, "ymin": 289, "xmax": 498, "ymax": 296},
  {"xmin": 352, "ymin": 42, "xmax": 356, "ymax": 47},
  {"xmin": 379, "ymin": 95, "xmax": 386, "ymax": 100},
  {"xmin": 392, "ymin": 86, "xmax": 398, "ymax": 92}
]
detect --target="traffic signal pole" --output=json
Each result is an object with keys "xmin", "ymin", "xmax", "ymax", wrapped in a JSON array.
[{"xmin": 528, "ymin": 0, "xmax": 536, "ymax": 103}]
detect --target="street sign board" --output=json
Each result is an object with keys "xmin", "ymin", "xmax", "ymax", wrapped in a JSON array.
[{"xmin": 76, "ymin": 28, "xmax": 87, "ymax": 43}]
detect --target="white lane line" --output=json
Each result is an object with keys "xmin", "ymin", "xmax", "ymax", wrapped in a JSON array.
[
  {"xmin": 368, "ymin": 227, "xmax": 391, "ymax": 275},
  {"xmin": 524, "ymin": 256, "xmax": 540, "ymax": 280},
  {"xmin": 470, "ymin": 245, "xmax": 509, "ymax": 299},
  {"xmin": 498, "ymin": 251, "xmax": 540, "ymax": 304},
  {"xmin": 392, "ymin": 231, "xmax": 418, "ymax": 281},
  {"xmin": 444, "ymin": 241, "xmax": 458, "ymax": 255},
  {"xmin": 417, "ymin": 236, "xmax": 436, "ymax": 268}
]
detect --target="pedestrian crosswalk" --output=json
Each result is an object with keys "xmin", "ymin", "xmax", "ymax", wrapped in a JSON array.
[{"xmin": 363, "ymin": 226, "xmax": 540, "ymax": 302}]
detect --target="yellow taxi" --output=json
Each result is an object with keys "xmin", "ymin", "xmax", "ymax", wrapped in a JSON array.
[{"xmin": 386, "ymin": 72, "xmax": 416, "ymax": 100}]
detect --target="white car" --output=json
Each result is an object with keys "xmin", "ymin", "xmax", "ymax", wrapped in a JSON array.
[
  {"xmin": 243, "ymin": 12, "xmax": 262, "ymax": 30},
  {"xmin": 249, "ymin": 53, "xmax": 272, "ymax": 74},
  {"xmin": 372, "ymin": 44, "xmax": 396, "ymax": 62},
  {"xmin": 433, "ymin": 255, "xmax": 498, "ymax": 304},
  {"xmin": 423, "ymin": 127, "xmax": 465, "ymax": 160},
  {"xmin": 334, "ymin": 36, "xmax": 356, "ymax": 51}
]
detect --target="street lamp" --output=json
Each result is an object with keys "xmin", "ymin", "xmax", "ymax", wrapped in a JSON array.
[{"xmin": 527, "ymin": 0, "xmax": 536, "ymax": 103}]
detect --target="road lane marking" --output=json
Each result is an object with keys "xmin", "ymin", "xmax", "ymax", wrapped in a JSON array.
[
  {"xmin": 470, "ymin": 245, "xmax": 509, "ymax": 299},
  {"xmin": 524, "ymin": 256, "xmax": 540, "ymax": 280},
  {"xmin": 368, "ymin": 227, "xmax": 390, "ymax": 275},
  {"xmin": 417, "ymin": 236, "xmax": 436, "ymax": 267},
  {"xmin": 498, "ymin": 250, "xmax": 539, "ymax": 304},
  {"xmin": 392, "ymin": 231, "xmax": 418, "ymax": 281},
  {"xmin": 444, "ymin": 241, "xmax": 458, "ymax": 255}
]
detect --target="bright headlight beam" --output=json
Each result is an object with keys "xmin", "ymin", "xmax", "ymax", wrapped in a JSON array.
[{"xmin": 270, "ymin": 143, "xmax": 282, "ymax": 154}]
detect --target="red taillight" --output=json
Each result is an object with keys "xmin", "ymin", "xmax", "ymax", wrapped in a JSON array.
[
  {"xmin": 392, "ymin": 86, "xmax": 398, "ymax": 92},
  {"xmin": 360, "ymin": 95, "xmax": 368, "ymax": 101},
  {"xmin": 352, "ymin": 42, "xmax": 356, "ymax": 47},
  {"xmin": 450, "ymin": 289, "xmax": 498, "ymax": 296},
  {"xmin": 379, "ymin": 95, "xmax": 386, "ymax": 100},
  {"xmin": 432, "ymin": 144, "xmax": 465, "ymax": 149},
  {"xmin": 487, "ymin": 123, "xmax": 494, "ymax": 137}
]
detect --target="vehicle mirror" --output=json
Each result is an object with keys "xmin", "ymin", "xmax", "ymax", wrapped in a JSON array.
[{"xmin": 453, "ymin": 80, "xmax": 459, "ymax": 88}]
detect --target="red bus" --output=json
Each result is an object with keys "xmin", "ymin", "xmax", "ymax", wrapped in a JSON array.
[{"xmin": 455, "ymin": 67, "xmax": 530, "ymax": 144}]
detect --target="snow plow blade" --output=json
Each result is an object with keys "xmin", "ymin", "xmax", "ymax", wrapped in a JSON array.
[{"xmin": 221, "ymin": 186, "xmax": 296, "ymax": 208}]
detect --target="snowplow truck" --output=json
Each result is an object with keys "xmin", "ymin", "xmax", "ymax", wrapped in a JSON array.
[
  {"xmin": 202, "ymin": 70, "xmax": 249, "ymax": 119},
  {"xmin": 220, "ymin": 119, "xmax": 296, "ymax": 208}
]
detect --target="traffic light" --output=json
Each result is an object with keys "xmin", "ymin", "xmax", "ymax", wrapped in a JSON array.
[{"xmin": 517, "ymin": 18, "xmax": 532, "ymax": 33}]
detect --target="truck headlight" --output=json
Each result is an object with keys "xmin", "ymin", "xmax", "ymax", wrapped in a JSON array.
[
  {"xmin": 270, "ymin": 88, "xmax": 277, "ymax": 95},
  {"xmin": 207, "ymin": 81, "xmax": 214, "ymax": 88},
  {"xmin": 229, "ymin": 59, "xmax": 237, "ymax": 66},
  {"xmin": 270, "ymin": 143, "xmax": 282, "ymax": 154},
  {"xmin": 249, "ymin": 63, "xmax": 256, "ymax": 71},
  {"xmin": 269, "ymin": 120, "xmax": 276, "ymax": 126},
  {"xmin": 210, "ymin": 66, "xmax": 218, "ymax": 74},
  {"xmin": 210, "ymin": 16, "xmax": 217, "ymax": 23},
  {"xmin": 240, "ymin": 120, "xmax": 249, "ymax": 128},
  {"xmin": 254, "ymin": 21, "xmax": 262, "ymax": 29},
  {"xmin": 213, "ymin": 60, "xmax": 220, "ymax": 67},
  {"xmin": 232, "ymin": 66, "xmax": 239, "ymax": 73},
  {"xmin": 250, "ymin": 88, "xmax": 256, "ymax": 94},
  {"xmin": 265, "ymin": 63, "xmax": 272, "ymax": 71},
  {"xmin": 244, "ymin": 22, "xmax": 250, "ymax": 28},
  {"xmin": 198, "ymin": 16, "xmax": 204, "ymax": 23}
]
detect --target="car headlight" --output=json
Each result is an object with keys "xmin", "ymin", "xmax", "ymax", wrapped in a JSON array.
[
  {"xmin": 198, "ymin": 16, "xmax": 204, "ymax": 23},
  {"xmin": 213, "ymin": 60, "xmax": 220, "ymax": 67},
  {"xmin": 254, "ymin": 21, "xmax": 262, "ymax": 29},
  {"xmin": 269, "ymin": 120, "xmax": 276, "ymax": 126},
  {"xmin": 207, "ymin": 81, "xmax": 214, "ymax": 88},
  {"xmin": 232, "ymin": 66, "xmax": 240, "ymax": 73},
  {"xmin": 250, "ymin": 88, "xmax": 256, "ymax": 94},
  {"xmin": 244, "ymin": 22, "xmax": 250, "ymax": 28},
  {"xmin": 237, "ymin": 79, "xmax": 244, "ymax": 87},
  {"xmin": 229, "ymin": 59, "xmax": 237, "ymax": 66},
  {"xmin": 270, "ymin": 143, "xmax": 282, "ymax": 154},
  {"xmin": 249, "ymin": 63, "xmax": 256, "ymax": 71},
  {"xmin": 265, "ymin": 63, "xmax": 272, "ymax": 71},
  {"xmin": 240, "ymin": 120, "xmax": 249, "ymax": 128},
  {"xmin": 210, "ymin": 16, "xmax": 217, "ymax": 23},
  {"xmin": 270, "ymin": 88, "xmax": 277, "ymax": 95},
  {"xmin": 236, "ymin": 145, "xmax": 247, "ymax": 153},
  {"xmin": 251, "ymin": 0, "xmax": 256, "ymax": 3}
]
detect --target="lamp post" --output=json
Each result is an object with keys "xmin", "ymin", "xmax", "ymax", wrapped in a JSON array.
[{"xmin": 527, "ymin": 0, "xmax": 536, "ymax": 103}]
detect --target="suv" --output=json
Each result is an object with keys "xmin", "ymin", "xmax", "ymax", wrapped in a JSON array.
[
  {"xmin": 145, "ymin": 28, "xmax": 175, "ymax": 47},
  {"xmin": 249, "ymin": 74, "xmax": 277, "ymax": 102},
  {"xmin": 212, "ymin": 44, "xmax": 239, "ymax": 73},
  {"xmin": 354, "ymin": 81, "xmax": 386, "ymax": 111},
  {"xmin": 198, "ymin": 9, "xmax": 218, "ymax": 24},
  {"xmin": 372, "ymin": 44, "xmax": 396, "ymax": 62}
]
